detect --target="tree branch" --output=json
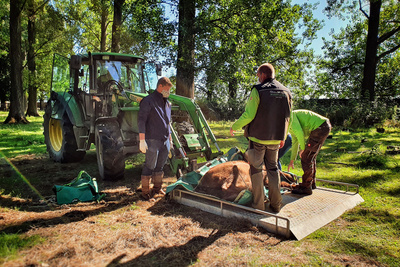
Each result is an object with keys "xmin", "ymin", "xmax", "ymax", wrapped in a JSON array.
[
  {"xmin": 106, "ymin": 20, "xmax": 112, "ymax": 28},
  {"xmin": 332, "ymin": 61, "xmax": 364, "ymax": 73},
  {"xmin": 359, "ymin": 0, "xmax": 369, "ymax": 19},
  {"xmin": 377, "ymin": 43, "xmax": 400, "ymax": 59},
  {"xmin": 378, "ymin": 25, "xmax": 400, "ymax": 44},
  {"xmin": 36, "ymin": 0, "xmax": 51, "ymax": 14}
]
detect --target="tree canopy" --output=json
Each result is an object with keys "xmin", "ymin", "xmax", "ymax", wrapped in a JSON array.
[
  {"xmin": 315, "ymin": 0, "xmax": 400, "ymax": 101},
  {"xmin": 1, "ymin": 0, "xmax": 398, "ymax": 124}
]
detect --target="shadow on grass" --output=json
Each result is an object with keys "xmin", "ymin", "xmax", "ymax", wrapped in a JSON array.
[
  {"xmin": 106, "ymin": 197, "xmax": 283, "ymax": 266},
  {"xmin": 386, "ymin": 186, "xmax": 400, "ymax": 197},
  {"xmin": 0, "ymin": 151, "xmax": 143, "ymax": 206},
  {"xmin": 0, "ymin": 152, "xmax": 99, "ymax": 201},
  {"xmin": 347, "ymin": 172, "xmax": 389, "ymax": 189},
  {"xmin": 107, "ymin": 229, "xmax": 226, "ymax": 267},
  {"xmin": 147, "ymin": 196, "xmax": 284, "ymax": 241},
  {"xmin": 0, "ymin": 150, "xmax": 147, "ymax": 235},
  {"xmin": 347, "ymin": 207, "xmax": 400, "ymax": 225},
  {"xmin": 0, "ymin": 189, "xmax": 141, "ymax": 235},
  {"xmin": 333, "ymin": 239, "xmax": 380, "ymax": 258}
]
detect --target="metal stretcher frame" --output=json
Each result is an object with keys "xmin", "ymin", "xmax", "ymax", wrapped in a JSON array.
[
  {"xmin": 170, "ymin": 179, "xmax": 363, "ymax": 240},
  {"xmin": 171, "ymin": 189, "xmax": 292, "ymax": 238}
]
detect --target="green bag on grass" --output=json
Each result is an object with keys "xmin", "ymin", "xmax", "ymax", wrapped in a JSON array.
[{"xmin": 53, "ymin": 171, "xmax": 105, "ymax": 205}]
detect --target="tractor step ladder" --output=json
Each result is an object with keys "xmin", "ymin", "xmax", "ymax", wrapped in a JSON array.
[
  {"xmin": 77, "ymin": 135, "xmax": 90, "ymax": 151},
  {"xmin": 170, "ymin": 179, "xmax": 364, "ymax": 240}
]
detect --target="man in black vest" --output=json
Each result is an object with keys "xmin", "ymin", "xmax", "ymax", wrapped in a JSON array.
[{"xmin": 230, "ymin": 63, "xmax": 292, "ymax": 212}]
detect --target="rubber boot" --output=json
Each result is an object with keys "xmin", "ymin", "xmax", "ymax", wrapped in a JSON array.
[
  {"xmin": 152, "ymin": 171, "xmax": 165, "ymax": 196},
  {"xmin": 141, "ymin": 175, "xmax": 152, "ymax": 200}
]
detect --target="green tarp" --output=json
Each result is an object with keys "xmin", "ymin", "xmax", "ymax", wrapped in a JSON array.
[{"xmin": 53, "ymin": 171, "xmax": 105, "ymax": 205}]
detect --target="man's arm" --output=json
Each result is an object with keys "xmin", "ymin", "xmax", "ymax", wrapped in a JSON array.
[
  {"xmin": 138, "ymin": 98, "xmax": 150, "ymax": 136},
  {"xmin": 138, "ymin": 98, "xmax": 150, "ymax": 153},
  {"xmin": 230, "ymin": 88, "xmax": 259, "ymax": 135}
]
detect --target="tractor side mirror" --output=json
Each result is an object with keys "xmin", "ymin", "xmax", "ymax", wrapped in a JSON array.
[{"xmin": 70, "ymin": 55, "xmax": 82, "ymax": 70}]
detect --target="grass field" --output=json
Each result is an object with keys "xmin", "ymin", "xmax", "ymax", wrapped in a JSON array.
[{"xmin": 0, "ymin": 111, "xmax": 399, "ymax": 266}]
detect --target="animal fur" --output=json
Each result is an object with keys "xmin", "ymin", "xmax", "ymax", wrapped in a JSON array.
[{"xmin": 195, "ymin": 160, "xmax": 297, "ymax": 201}]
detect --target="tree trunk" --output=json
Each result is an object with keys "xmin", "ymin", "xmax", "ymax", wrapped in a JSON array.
[
  {"xmin": 176, "ymin": 0, "xmax": 195, "ymax": 99},
  {"xmin": 111, "ymin": 0, "xmax": 124, "ymax": 53},
  {"xmin": 100, "ymin": 3, "xmax": 108, "ymax": 52},
  {"xmin": 5, "ymin": 0, "xmax": 28, "ymax": 124},
  {"xmin": 26, "ymin": 0, "xmax": 39, "ymax": 117},
  {"xmin": 361, "ymin": 0, "xmax": 381, "ymax": 101},
  {"xmin": 228, "ymin": 77, "xmax": 237, "ymax": 99}
]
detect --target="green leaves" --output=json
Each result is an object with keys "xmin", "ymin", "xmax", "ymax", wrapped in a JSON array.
[
  {"xmin": 315, "ymin": 0, "xmax": 400, "ymax": 101},
  {"xmin": 195, "ymin": 0, "xmax": 321, "ymax": 107}
]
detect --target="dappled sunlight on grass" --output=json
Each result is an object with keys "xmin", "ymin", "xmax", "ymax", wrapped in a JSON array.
[
  {"xmin": 216, "ymin": 136, "xmax": 248, "ymax": 153},
  {"xmin": 1, "ymin": 111, "xmax": 400, "ymax": 265},
  {"xmin": 0, "ymin": 145, "xmax": 47, "ymax": 158},
  {"xmin": 0, "ymin": 114, "xmax": 47, "ymax": 158}
]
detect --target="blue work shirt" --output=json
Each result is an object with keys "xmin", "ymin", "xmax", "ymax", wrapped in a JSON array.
[{"xmin": 138, "ymin": 90, "xmax": 171, "ymax": 141}]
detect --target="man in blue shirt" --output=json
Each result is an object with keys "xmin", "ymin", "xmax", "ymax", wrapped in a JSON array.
[{"xmin": 138, "ymin": 77, "xmax": 173, "ymax": 200}]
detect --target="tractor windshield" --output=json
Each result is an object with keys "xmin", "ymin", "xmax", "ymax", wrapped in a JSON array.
[{"xmin": 96, "ymin": 60, "xmax": 144, "ymax": 93}]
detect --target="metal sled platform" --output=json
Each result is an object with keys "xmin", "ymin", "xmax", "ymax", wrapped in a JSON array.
[{"xmin": 170, "ymin": 179, "xmax": 364, "ymax": 240}]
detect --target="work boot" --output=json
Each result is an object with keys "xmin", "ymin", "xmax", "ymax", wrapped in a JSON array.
[
  {"xmin": 152, "ymin": 171, "xmax": 165, "ymax": 196},
  {"xmin": 268, "ymin": 203, "xmax": 281, "ymax": 213},
  {"xmin": 292, "ymin": 185, "xmax": 313, "ymax": 195},
  {"xmin": 140, "ymin": 175, "xmax": 152, "ymax": 200}
]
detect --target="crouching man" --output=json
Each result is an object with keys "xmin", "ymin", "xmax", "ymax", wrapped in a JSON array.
[
  {"xmin": 288, "ymin": 109, "xmax": 332, "ymax": 195},
  {"xmin": 138, "ymin": 77, "xmax": 173, "ymax": 200}
]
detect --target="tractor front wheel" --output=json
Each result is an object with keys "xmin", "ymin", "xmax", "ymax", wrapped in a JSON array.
[
  {"xmin": 95, "ymin": 122, "xmax": 125, "ymax": 180},
  {"xmin": 43, "ymin": 104, "xmax": 85, "ymax": 163}
]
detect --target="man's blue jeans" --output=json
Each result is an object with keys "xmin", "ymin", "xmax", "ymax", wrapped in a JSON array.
[{"xmin": 142, "ymin": 139, "xmax": 170, "ymax": 176}]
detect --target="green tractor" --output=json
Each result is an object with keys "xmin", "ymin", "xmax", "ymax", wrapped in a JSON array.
[{"xmin": 43, "ymin": 52, "xmax": 223, "ymax": 180}]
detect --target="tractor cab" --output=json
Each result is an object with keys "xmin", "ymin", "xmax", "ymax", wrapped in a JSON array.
[{"xmin": 44, "ymin": 52, "xmax": 222, "ymax": 180}]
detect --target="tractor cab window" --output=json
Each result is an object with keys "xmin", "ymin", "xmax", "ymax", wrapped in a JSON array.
[
  {"xmin": 78, "ymin": 65, "xmax": 90, "ymax": 93},
  {"xmin": 51, "ymin": 54, "xmax": 70, "ymax": 94},
  {"xmin": 95, "ymin": 60, "xmax": 144, "ymax": 93}
]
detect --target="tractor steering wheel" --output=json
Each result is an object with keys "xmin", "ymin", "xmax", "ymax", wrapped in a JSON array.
[{"xmin": 102, "ymin": 80, "xmax": 127, "ymax": 112}]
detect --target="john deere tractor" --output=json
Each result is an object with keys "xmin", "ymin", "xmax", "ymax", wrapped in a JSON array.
[{"xmin": 43, "ymin": 52, "xmax": 223, "ymax": 180}]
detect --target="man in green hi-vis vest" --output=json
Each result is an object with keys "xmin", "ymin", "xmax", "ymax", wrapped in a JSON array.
[{"xmin": 288, "ymin": 109, "xmax": 332, "ymax": 195}]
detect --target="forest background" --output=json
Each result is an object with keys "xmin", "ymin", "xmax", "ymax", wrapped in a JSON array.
[
  {"xmin": 0, "ymin": 0, "xmax": 399, "ymax": 125},
  {"xmin": 0, "ymin": 1, "xmax": 400, "ymax": 265}
]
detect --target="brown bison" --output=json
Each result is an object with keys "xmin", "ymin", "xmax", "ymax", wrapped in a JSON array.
[{"xmin": 194, "ymin": 160, "xmax": 297, "ymax": 202}]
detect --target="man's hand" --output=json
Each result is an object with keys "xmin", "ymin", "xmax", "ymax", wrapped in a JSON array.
[
  {"xmin": 168, "ymin": 140, "xmax": 173, "ymax": 158},
  {"xmin": 288, "ymin": 160, "xmax": 295, "ymax": 172},
  {"xmin": 230, "ymin": 128, "xmax": 235, "ymax": 136},
  {"xmin": 299, "ymin": 150, "xmax": 304, "ymax": 159},
  {"xmin": 139, "ymin": 140, "xmax": 148, "ymax": 154},
  {"xmin": 92, "ymin": 96, "xmax": 101, "ymax": 102},
  {"xmin": 279, "ymin": 140, "xmax": 285, "ymax": 149}
]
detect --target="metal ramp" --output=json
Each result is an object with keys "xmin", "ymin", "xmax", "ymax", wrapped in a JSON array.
[{"xmin": 170, "ymin": 179, "xmax": 364, "ymax": 240}]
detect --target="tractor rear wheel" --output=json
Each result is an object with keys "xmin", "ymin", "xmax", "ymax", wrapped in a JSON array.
[
  {"xmin": 95, "ymin": 122, "xmax": 125, "ymax": 180},
  {"xmin": 43, "ymin": 104, "xmax": 85, "ymax": 163}
]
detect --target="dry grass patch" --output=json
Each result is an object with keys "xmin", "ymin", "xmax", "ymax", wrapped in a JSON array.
[{"xmin": 1, "ymin": 186, "xmax": 382, "ymax": 266}]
